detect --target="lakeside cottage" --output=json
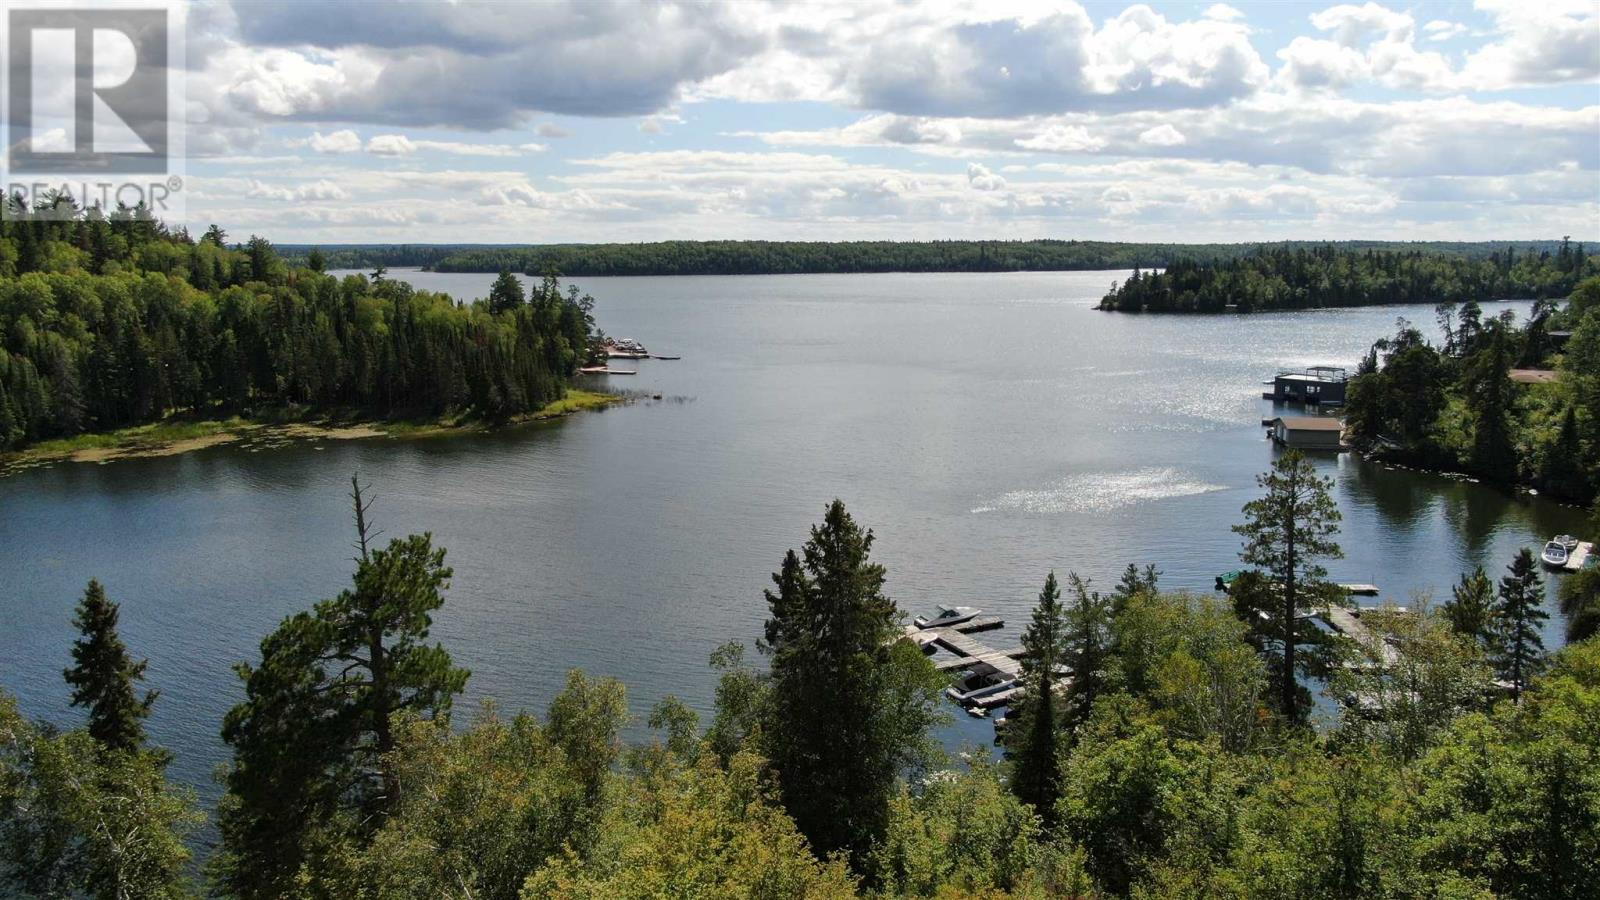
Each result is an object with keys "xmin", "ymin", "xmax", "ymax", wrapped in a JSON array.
[
  {"xmin": 1269, "ymin": 416, "xmax": 1345, "ymax": 450},
  {"xmin": 1264, "ymin": 365, "xmax": 1348, "ymax": 405}
]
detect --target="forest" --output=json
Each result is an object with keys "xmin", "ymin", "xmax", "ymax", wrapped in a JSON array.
[
  {"xmin": 0, "ymin": 201, "xmax": 598, "ymax": 453},
  {"xmin": 1097, "ymin": 243, "xmax": 1596, "ymax": 312},
  {"xmin": 276, "ymin": 239, "xmax": 1581, "ymax": 278},
  {"xmin": 3, "ymin": 462, "xmax": 1597, "ymax": 899},
  {"xmin": 1343, "ymin": 275, "xmax": 1600, "ymax": 504}
]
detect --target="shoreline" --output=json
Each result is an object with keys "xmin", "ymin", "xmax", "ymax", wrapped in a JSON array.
[{"xmin": 0, "ymin": 390, "xmax": 622, "ymax": 476}]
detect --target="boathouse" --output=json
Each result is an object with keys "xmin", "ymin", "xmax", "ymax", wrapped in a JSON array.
[
  {"xmin": 1269, "ymin": 416, "xmax": 1345, "ymax": 450},
  {"xmin": 1264, "ymin": 366, "xmax": 1348, "ymax": 405}
]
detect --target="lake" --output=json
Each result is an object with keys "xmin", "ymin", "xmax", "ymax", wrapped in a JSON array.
[{"xmin": 0, "ymin": 269, "xmax": 1582, "ymax": 804}]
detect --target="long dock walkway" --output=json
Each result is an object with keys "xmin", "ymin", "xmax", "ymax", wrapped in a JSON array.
[
  {"xmin": 1319, "ymin": 605, "xmax": 1400, "ymax": 668},
  {"xmin": 903, "ymin": 618, "xmax": 1023, "ymax": 679}
]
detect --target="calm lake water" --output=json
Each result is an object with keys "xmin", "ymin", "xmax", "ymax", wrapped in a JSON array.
[{"xmin": 0, "ymin": 269, "xmax": 1582, "ymax": 805}]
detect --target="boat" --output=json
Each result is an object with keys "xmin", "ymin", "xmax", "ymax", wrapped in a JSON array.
[
  {"xmin": 1541, "ymin": 540, "xmax": 1570, "ymax": 569},
  {"xmin": 651, "ymin": 355, "xmax": 681, "ymax": 360},
  {"xmin": 914, "ymin": 605, "xmax": 981, "ymax": 629},
  {"xmin": 945, "ymin": 666, "xmax": 1016, "ymax": 706},
  {"xmin": 1555, "ymin": 534, "xmax": 1581, "ymax": 551},
  {"xmin": 1214, "ymin": 570, "xmax": 1245, "ymax": 592}
]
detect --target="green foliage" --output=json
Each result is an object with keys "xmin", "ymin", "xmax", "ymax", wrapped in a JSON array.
[
  {"xmin": 1489, "ymin": 549, "xmax": 1548, "ymax": 702},
  {"xmin": 1329, "ymin": 605, "xmax": 1494, "ymax": 761},
  {"xmin": 1099, "ymin": 241, "xmax": 1596, "ymax": 313},
  {"xmin": 524, "ymin": 750, "xmax": 857, "ymax": 900},
  {"xmin": 63, "ymin": 580, "xmax": 156, "ymax": 754},
  {"xmin": 213, "ymin": 480, "xmax": 469, "ymax": 899},
  {"xmin": 0, "ymin": 692, "xmax": 199, "ymax": 899},
  {"xmin": 0, "ymin": 208, "xmax": 598, "ymax": 452},
  {"xmin": 1055, "ymin": 697, "xmax": 1242, "ymax": 896},
  {"xmin": 1443, "ymin": 567, "xmax": 1495, "ymax": 644},
  {"xmin": 759, "ymin": 500, "xmax": 947, "ymax": 873},
  {"xmin": 1558, "ymin": 564, "xmax": 1600, "ymax": 644},
  {"xmin": 872, "ymin": 760, "xmax": 1040, "ymax": 896},
  {"xmin": 1060, "ymin": 573, "xmax": 1113, "ymax": 739},
  {"xmin": 1232, "ymin": 450, "xmax": 1344, "ymax": 722},
  {"xmin": 320, "ymin": 681, "xmax": 626, "ymax": 900},
  {"xmin": 1006, "ymin": 573, "xmax": 1067, "ymax": 822},
  {"xmin": 705, "ymin": 641, "xmax": 768, "ymax": 765}
]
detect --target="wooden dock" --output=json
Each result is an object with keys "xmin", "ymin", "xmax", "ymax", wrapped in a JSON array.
[
  {"xmin": 1339, "ymin": 583, "xmax": 1380, "ymax": 596},
  {"xmin": 1319, "ymin": 606, "xmax": 1399, "ymax": 668},
  {"xmin": 1565, "ymin": 542, "xmax": 1593, "ymax": 572}
]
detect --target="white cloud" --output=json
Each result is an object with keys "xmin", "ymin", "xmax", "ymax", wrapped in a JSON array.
[
  {"xmin": 1138, "ymin": 124, "xmax": 1187, "ymax": 146},
  {"xmin": 245, "ymin": 178, "xmax": 350, "ymax": 201},
  {"xmin": 304, "ymin": 129, "xmax": 362, "ymax": 153},
  {"xmin": 966, "ymin": 162, "xmax": 1006, "ymax": 190},
  {"xmin": 364, "ymin": 134, "xmax": 545, "ymax": 156},
  {"xmin": 1422, "ymin": 20, "xmax": 1468, "ymax": 42},
  {"xmin": 1203, "ymin": 4, "xmax": 1245, "ymax": 23}
]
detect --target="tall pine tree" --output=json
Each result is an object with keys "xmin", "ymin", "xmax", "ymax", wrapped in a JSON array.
[
  {"xmin": 1007, "ymin": 572, "xmax": 1067, "ymax": 823},
  {"xmin": 214, "ymin": 475, "xmax": 469, "ymax": 898},
  {"xmin": 1061, "ymin": 573, "xmax": 1112, "ymax": 737},
  {"xmin": 63, "ymin": 580, "xmax": 156, "ymax": 754},
  {"xmin": 1233, "ymin": 450, "xmax": 1343, "ymax": 723},
  {"xmin": 1489, "ymin": 548, "xmax": 1547, "ymax": 702}
]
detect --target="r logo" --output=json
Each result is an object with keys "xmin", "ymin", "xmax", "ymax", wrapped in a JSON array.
[{"xmin": 7, "ymin": 7, "xmax": 169, "ymax": 173}]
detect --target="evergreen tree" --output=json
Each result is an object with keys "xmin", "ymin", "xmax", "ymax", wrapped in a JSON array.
[
  {"xmin": 1233, "ymin": 451, "xmax": 1343, "ymax": 722},
  {"xmin": 1489, "ymin": 548, "xmax": 1547, "ymax": 702},
  {"xmin": 62, "ymin": 580, "xmax": 155, "ymax": 754},
  {"xmin": 305, "ymin": 248, "xmax": 326, "ymax": 273},
  {"xmin": 1463, "ymin": 330, "xmax": 1518, "ymax": 480},
  {"xmin": 214, "ymin": 476, "xmax": 469, "ymax": 898},
  {"xmin": 1109, "ymin": 562, "xmax": 1159, "ymax": 616},
  {"xmin": 1007, "ymin": 572, "xmax": 1066, "ymax": 823},
  {"xmin": 1061, "ymin": 573, "xmax": 1112, "ymax": 737},
  {"xmin": 759, "ymin": 500, "xmax": 944, "ymax": 874},
  {"xmin": 1442, "ymin": 566, "xmax": 1495, "ymax": 644},
  {"xmin": 1539, "ymin": 406, "xmax": 1590, "ymax": 502},
  {"xmin": 1558, "ymin": 565, "xmax": 1600, "ymax": 645},
  {"xmin": 488, "ymin": 269, "xmax": 525, "ymax": 314}
]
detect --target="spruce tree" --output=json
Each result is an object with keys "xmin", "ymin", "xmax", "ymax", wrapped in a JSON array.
[
  {"xmin": 1489, "ymin": 548, "xmax": 1547, "ymax": 702},
  {"xmin": 1007, "ymin": 572, "xmax": 1066, "ymax": 823},
  {"xmin": 760, "ymin": 500, "xmax": 944, "ymax": 874},
  {"xmin": 1061, "ymin": 573, "xmax": 1112, "ymax": 737},
  {"xmin": 1442, "ymin": 566, "xmax": 1495, "ymax": 644},
  {"xmin": 1233, "ymin": 450, "xmax": 1343, "ymax": 722},
  {"xmin": 488, "ymin": 269, "xmax": 525, "ymax": 314},
  {"xmin": 63, "ymin": 580, "xmax": 156, "ymax": 754}
]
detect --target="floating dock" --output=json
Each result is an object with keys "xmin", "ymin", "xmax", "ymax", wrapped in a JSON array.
[{"xmin": 1566, "ymin": 542, "xmax": 1593, "ymax": 572}]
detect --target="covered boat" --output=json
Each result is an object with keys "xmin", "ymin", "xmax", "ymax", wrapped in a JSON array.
[{"xmin": 914, "ymin": 605, "xmax": 980, "ymax": 629}]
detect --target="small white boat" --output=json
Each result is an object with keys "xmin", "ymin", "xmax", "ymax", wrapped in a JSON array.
[
  {"xmin": 914, "ymin": 605, "xmax": 980, "ymax": 629},
  {"xmin": 1555, "ymin": 534, "xmax": 1581, "ymax": 551},
  {"xmin": 1541, "ymin": 541, "xmax": 1570, "ymax": 568}
]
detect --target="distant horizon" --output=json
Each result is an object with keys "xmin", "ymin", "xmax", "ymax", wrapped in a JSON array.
[{"xmin": 272, "ymin": 236, "xmax": 1600, "ymax": 250}]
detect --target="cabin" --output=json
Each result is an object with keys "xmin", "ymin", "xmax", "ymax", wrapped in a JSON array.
[
  {"xmin": 1264, "ymin": 366, "xmax": 1348, "ymax": 405},
  {"xmin": 1269, "ymin": 416, "xmax": 1345, "ymax": 450}
]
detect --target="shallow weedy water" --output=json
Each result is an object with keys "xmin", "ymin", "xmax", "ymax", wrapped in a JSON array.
[{"xmin": 1, "ymin": 269, "xmax": 1580, "ymax": 807}]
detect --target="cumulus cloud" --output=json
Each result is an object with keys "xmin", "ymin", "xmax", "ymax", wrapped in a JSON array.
[
  {"xmin": 302, "ymin": 129, "xmax": 362, "ymax": 153},
  {"xmin": 966, "ymin": 163, "xmax": 1006, "ymax": 190},
  {"xmin": 205, "ymin": 0, "xmax": 763, "ymax": 128},
  {"xmin": 1138, "ymin": 124, "xmax": 1187, "ymax": 146}
]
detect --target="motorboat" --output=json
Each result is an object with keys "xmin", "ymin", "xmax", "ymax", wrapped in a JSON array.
[
  {"xmin": 1555, "ymin": 534, "xmax": 1581, "ymax": 551},
  {"xmin": 914, "ymin": 605, "xmax": 981, "ymax": 629},
  {"xmin": 1541, "ymin": 540, "xmax": 1570, "ymax": 569}
]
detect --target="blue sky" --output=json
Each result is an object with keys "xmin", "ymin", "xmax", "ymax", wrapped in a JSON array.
[{"xmin": 175, "ymin": 0, "xmax": 1599, "ymax": 244}]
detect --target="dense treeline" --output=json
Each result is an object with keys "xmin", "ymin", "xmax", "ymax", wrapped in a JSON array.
[
  {"xmin": 1345, "ymin": 276, "xmax": 1600, "ymax": 504},
  {"xmin": 277, "ymin": 238, "xmax": 1587, "ymax": 278},
  {"xmin": 4, "ymin": 471, "xmax": 1597, "ymax": 898},
  {"xmin": 1098, "ymin": 242, "xmax": 1596, "ymax": 312},
  {"xmin": 0, "ymin": 202, "xmax": 598, "ymax": 453},
  {"xmin": 277, "ymin": 244, "xmax": 496, "ymax": 272}
]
